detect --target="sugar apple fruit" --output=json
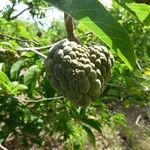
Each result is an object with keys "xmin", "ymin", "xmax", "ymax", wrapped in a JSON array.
[{"xmin": 45, "ymin": 39, "xmax": 114, "ymax": 106}]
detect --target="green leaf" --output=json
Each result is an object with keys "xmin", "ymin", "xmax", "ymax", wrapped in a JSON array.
[
  {"xmin": 10, "ymin": 81, "xmax": 28, "ymax": 95},
  {"xmin": 42, "ymin": 76, "xmax": 55, "ymax": 98},
  {"xmin": 82, "ymin": 125, "xmax": 96, "ymax": 148},
  {"xmin": 0, "ymin": 71, "xmax": 11, "ymax": 92},
  {"xmin": 24, "ymin": 65, "xmax": 40, "ymax": 97},
  {"xmin": 114, "ymin": 1, "xmax": 150, "ymax": 25},
  {"xmin": 82, "ymin": 118, "xmax": 102, "ymax": 133},
  {"xmin": 0, "ymin": 42, "xmax": 13, "ymax": 48},
  {"xmin": 126, "ymin": 3, "xmax": 150, "ymax": 23},
  {"xmin": 21, "ymin": 51, "xmax": 35, "ymax": 58},
  {"xmin": 0, "ymin": 71, "xmax": 10, "ymax": 84},
  {"xmin": 111, "ymin": 113, "xmax": 126, "ymax": 127},
  {"xmin": 143, "ymin": 14, "xmax": 150, "ymax": 26},
  {"xmin": 10, "ymin": 59, "xmax": 27, "ymax": 80},
  {"xmin": 50, "ymin": 0, "xmax": 136, "ymax": 70}
]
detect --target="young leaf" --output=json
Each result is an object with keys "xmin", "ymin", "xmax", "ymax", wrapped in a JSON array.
[
  {"xmin": 50, "ymin": 0, "xmax": 136, "ymax": 70},
  {"xmin": 0, "ymin": 71, "xmax": 10, "ymax": 84},
  {"xmin": 0, "ymin": 71, "xmax": 11, "ymax": 92},
  {"xmin": 82, "ymin": 125, "xmax": 96, "ymax": 148},
  {"xmin": 24, "ymin": 65, "xmax": 40, "ymax": 97},
  {"xmin": 21, "ymin": 51, "xmax": 35, "ymax": 58},
  {"xmin": 10, "ymin": 59, "xmax": 27, "ymax": 80}
]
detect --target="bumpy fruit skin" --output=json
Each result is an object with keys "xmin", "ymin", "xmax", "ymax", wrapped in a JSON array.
[{"xmin": 45, "ymin": 39, "xmax": 114, "ymax": 106}]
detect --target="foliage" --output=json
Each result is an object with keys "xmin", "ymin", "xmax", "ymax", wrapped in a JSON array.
[
  {"xmin": 0, "ymin": 0, "xmax": 150, "ymax": 149},
  {"xmin": 50, "ymin": 0, "xmax": 136, "ymax": 70}
]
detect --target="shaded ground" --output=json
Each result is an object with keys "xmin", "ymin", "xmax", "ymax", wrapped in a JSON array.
[{"xmin": 3, "ymin": 105, "xmax": 150, "ymax": 150}]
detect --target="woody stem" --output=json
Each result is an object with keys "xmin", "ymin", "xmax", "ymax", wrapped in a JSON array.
[{"xmin": 64, "ymin": 13, "xmax": 79, "ymax": 43}]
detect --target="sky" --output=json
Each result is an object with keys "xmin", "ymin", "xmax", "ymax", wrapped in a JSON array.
[
  {"xmin": 0, "ymin": 0, "xmax": 9, "ymax": 10},
  {"xmin": 0, "ymin": 0, "xmax": 112, "ymax": 30},
  {"xmin": 0, "ymin": 0, "xmax": 64, "ymax": 30}
]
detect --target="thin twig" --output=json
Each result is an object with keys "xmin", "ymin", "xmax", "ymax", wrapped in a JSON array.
[
  {"xmin": 0, "ymin": 34, "xmax": 38, "ymax": 45},
  {"xmin": 0, "ymin": 47, "xmax": 46, "ymax": 59},
  {"xmin": 0, "ymin": 43, "xmax": 53, "ymax": 59},
  {"xmin": 18, "ymin": 45, "xmax": 52, "ymax": 51},
  {"xmin": 15, "ymin": 96, "xmax": 64, "ymax": 103},
  {"xmin": 10, "ymin": 7, "xmax": 30, "ymax": 20},
  {"xmin": 136, "ymin": 61, "xmax": 143, "ymax": 70},
  {"xmin": 0, "ymin": 144, "xmax": 8, "ymax": 150},
  {"xmin": 21, "ymin": 48, "xmax": 47, "ymax": 59},
  {"xmin": 135, "ymin": 114, "xmax": 142, "ymax": 127}
]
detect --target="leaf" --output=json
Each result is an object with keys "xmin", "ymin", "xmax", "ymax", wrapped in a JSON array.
[
  {"xmin": 42, "ymin": 76, "xmax": 55, "ymax": 98},
  {"xmin": 114, "ymin": 1, "xmax": 150, "ymax": 25},
  {"xmin": 21, "ymin": 51, "xmax": 35, "ymax": 58},
  {"xmin": 0, "ymin": 71, "xmax": 10, "ymax": 84},
  {"xmin": 10, "ymin": 81, "xmax": 28, "ymax": 95},
  {"xmin": 126, "ymin": 3, "xmax": 150, "ymax": 23},
  {"xmin": 143, "ymin": 14, "xmax": 150, "ymax": 26},
  {"xmin": 0, "ymin": 71, "xmax": 11, "ymax": 92},
  {"xmin": 82, "ymin": 125, "xmax": 96, "ymax": 148},
  {"xmin": 144, "ymin": 67, "xmax": 150, "ymax": 76},
  {"xmin": 10, "ymin": 59, "xmax": 27, "ymax": 80},
  {"xmin": 50, "ymin": 0, "xmax": 136, "ymax": 70},
  {"xmin": 82, "ymin": 118, "xmax": 102, "ymax": 133},
  {"xmin": 0, "ymin": 42, "xmax": 13, "ymax": 48},
  {"xmin": 111, "ymin": 113, "xmax": 126, "ymax": 127},
  {"xmin": 24, "ymin": 65, "xmax": 40, "ymax": 97}
]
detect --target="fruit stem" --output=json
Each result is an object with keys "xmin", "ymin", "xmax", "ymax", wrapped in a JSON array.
[{"xmin": 64, "ymin": 13, "xmax": 80, "ymax": 44}]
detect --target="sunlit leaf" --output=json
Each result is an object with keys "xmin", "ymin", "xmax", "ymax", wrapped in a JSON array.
[
  {"xmin": 10, "ymin": 81, "xmax": 28, "ymax": 95},
  {"xmin": 126, "ymin": 3, "xmax": 150, "ymax": 23},
  {"xmin": 0, "ymin": 71, "xmax": 10, "ymax": 84},
  {"xmin": 114, "ymin": 1, "xmax": 150, "ymax": 25},
  {"xmin": 144, "ymin": 68, "xmax": 150, "ymax": 75},
  {"xmin": 0, "ymin": 42, "xmax": 13, "ymax": 48},
  {"xmin": 0, "ymin": 71, "xmax": 11, "ymax": 92},
  {"xmin": 21, "ymin": 51, "xmax": 35, "ymax": 57}
]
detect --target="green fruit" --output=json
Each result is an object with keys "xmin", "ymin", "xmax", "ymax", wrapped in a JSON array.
[{"xmin": 45, "ymin": 39, "xmax": 114, "ymax": 106}]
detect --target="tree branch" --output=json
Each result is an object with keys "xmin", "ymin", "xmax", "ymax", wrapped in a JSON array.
[
  {"xmin": 0, "ymin": 34, "xmax": 38, "ymax": 45},
  {"xmin": 24, "ymin": 48, "xmax": 47, "ymax": 59},
  {"xmin": 10, "ymin": 7, "xmax": 30, "ymax": 20},
  {"xmin": 15, "ymin": 96, "xmax": 64, "ymax": 103},
  {"xmin": 18, "ymin": 45, "xmax": 52, "ymax": 51},
  {"xmin": 18, "ymin": 45, "xmax": 54, "ymax": 59},
  {"xmin": 0, "ymin": 44, "xmax": 53, "ymax": 59}
]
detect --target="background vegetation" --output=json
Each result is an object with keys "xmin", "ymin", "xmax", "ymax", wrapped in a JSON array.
[{"xmin": 0, "ymin": 0, "xmax": 150, "ymax": 149}]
